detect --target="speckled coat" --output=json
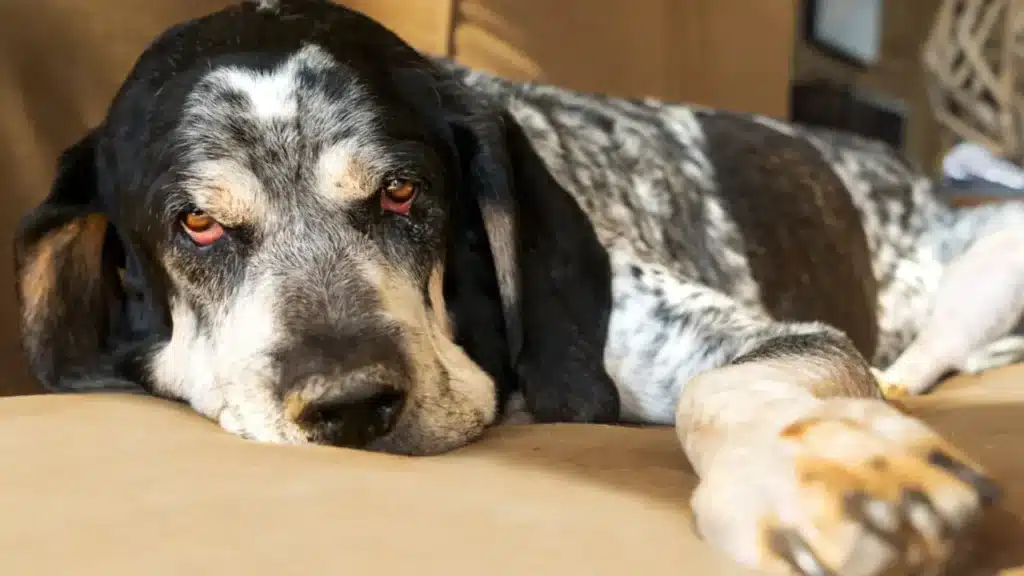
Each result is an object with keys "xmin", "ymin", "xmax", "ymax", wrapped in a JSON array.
[{"xmin": 441, "ymin": 61, "xmax": 1024, "ymax": 422}]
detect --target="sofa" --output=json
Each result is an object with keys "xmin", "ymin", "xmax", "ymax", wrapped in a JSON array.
[{"xmin": 0, "ymin": 1, "xmax": 1022, "ymax": 574}]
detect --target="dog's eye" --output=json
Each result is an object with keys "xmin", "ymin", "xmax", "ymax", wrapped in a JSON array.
[
  {"xmin": 380, "ymin": 178, "xmax": 419, "ymax": 215},
  {"xmin": 180, "ymin": 210, "xmax": 224, "ymax": 246}
]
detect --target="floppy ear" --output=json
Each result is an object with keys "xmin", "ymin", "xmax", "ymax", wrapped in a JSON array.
[
  {"xmin": 447, "ymin": 106, "xmax": 620, "ymax": 424},
  {"xmin": 13, "ymin": 131, "xmax": 136, "ymax": 390}
]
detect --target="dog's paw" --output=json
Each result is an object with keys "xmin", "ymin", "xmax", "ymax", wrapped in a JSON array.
[{"xmin": 690, "ymin": 398, "xmax": 1001, "ymax": 575}]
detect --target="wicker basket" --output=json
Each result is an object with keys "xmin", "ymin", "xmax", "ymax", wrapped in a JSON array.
[{"xmin": 923, "ymin": 0, "xmax": 1024, "ymax": 163}]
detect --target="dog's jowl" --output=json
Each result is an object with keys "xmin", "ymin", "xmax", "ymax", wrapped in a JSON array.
[{"xmin": 14, "ymin": 1, "xmax": 1021, "ymax": 574}]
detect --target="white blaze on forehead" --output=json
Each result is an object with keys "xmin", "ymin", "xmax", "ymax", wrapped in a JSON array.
[
  {"xmin": 247, "ymin": 0, "xmax": 279, "ymax": 12},
  {"xmin": 194, "ymin": 44, "xmax": 337, "ymax": 122},
  {"xmin": 216, "ymin": 68, "xmax": 298, "ymax": 120}
]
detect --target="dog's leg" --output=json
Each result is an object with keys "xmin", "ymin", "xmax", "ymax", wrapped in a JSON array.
[
  {"xmin": 608, "ymin": 259, "xmax": 999, "ymax": 574},
  {"xmin": 880, "ymin": 227, "xmax": 1024, "ymax": 396},
  {"xmin": 676, "ymin": 326, "xmax": 1000, "ymax": 575}
]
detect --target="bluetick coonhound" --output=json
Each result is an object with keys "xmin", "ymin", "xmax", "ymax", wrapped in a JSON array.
[{"xmin": 15, "ymin": 1, "xmax": 1022, "ymax": 573}]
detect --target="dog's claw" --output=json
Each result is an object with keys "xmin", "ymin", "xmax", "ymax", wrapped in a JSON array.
[
  {"xmin": 769, "ymin": 529, "xmax": 834, "ymax": 576},
  {"xmin": 927, "ymin": 449, "xmax": 1003, "ymax": 508},
  {"xmin": 844, "ymin": 491, "xmax": 902, "ymax": 543},
  {"xmin": 900, "ymin": 488, "xmax": 951, "ymax": 544}
]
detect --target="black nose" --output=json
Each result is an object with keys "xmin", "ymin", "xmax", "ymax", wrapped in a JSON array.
[
  {"xmin": 277, "ymin": 327, "xmax": 411, "ymax": 447},
  {"xmin": 295, "ymin": 388, "xmax": 406, "ymax": 448}
]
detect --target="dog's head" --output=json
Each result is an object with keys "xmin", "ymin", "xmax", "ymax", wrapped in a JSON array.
[{"xmin": 14, "ymin": 0, "xmax": 617, "ymax": 454}]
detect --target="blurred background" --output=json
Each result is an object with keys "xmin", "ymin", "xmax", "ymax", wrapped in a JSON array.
[
  {"xmin": 343, "ymin": 0, "xmax": 999, "ymax": 188},
  {"xmin": 0, "ymin": 0, "xmax": 1019, "ymax": 395}
]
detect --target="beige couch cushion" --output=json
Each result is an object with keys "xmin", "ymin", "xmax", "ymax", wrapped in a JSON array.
[
  {"xmin": 0, "ymin": 392, "xmax": 755, "ymax": 575},
  {"xmin": 1, "ymin": 367, "xmax": 1023, "ymax": 575}
]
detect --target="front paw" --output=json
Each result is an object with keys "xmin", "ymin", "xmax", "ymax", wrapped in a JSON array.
[{"xmin": 691, "ymin": 398, "xmax": 1001, "ymax": 575}]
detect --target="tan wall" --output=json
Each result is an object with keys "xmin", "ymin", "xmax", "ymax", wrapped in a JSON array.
[{"xmin": 348, "ymin": 0, "xmax": 797, "ymax": 118}]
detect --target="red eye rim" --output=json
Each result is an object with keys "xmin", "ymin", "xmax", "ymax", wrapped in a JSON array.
[
  {"xmin": 180, "ymin": 210, "xmax": 225, "ymax": 246},
  {"xmin": 380, "ymin": 179, "xmax": 419, "ymax": 215}
]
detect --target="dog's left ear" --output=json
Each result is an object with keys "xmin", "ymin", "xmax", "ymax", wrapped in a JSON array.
[{"xmin": 446, "ymin": 103, "xmax": 620, "ymax": 424}]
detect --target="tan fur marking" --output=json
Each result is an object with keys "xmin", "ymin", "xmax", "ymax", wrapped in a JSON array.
[
  {"xmin": 478, "ymin": 203, "xmax": 519, "ymax": 319},
  {"xmin": 411, "ymin": 292, "xmax": 497, "ymax": 438},
  {"xmin": 779, "ymin": 417, "xmax": 823, "ymax": 439},
  {"xmin": 427, "ymin": 264, "xmax": 452, "ymax": 339},
  {"xmin": 784, "ymin": 459, "xmax": 866, "ymax": 566},
  {"xmin": 283, "ymin": 392, "xmax": 308, "ymax": 423},
  {"xmin": 366, "ymin": 259, "xmax": 496, "ymax": 452},
  {"xmin": 317, "ymin": 142, "xmax": 380, "ymax": 205},
  {"xmin": 786, "ymin": 448, "xmax": 966, "ymax": 567},
  {"xmin": 19, "ymin": 214, "xmax": 108, "ymax": 328},
  {"xmin": 374, "ymin": 262, "xmax": 433, "ymax": 342},
  {"xmin": 369, "ymin": 259, "xmax": 471, "ymax": 387},
  {"xmin": 780, "ymin": 416, "xmax": 863, "ymax": 439},
  {"xmin": 187, "ymin": 160, "xmax": 270, "ymax": 227},
  {"xmin": 868, "ymin": 456, "xmax": 888, "ymax": 470}
]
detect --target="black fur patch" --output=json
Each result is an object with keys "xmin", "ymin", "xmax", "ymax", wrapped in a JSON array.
[{"xmin": 501, "ymin": 115, "xmax": 619, "ymax": 423}]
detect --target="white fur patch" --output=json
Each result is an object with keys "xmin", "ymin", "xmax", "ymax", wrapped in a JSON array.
[
  {"xmin": 603, "ymin": 246, "xmax": 828, "ymax": 425},
  {"xmin": 221, "ymin": 68, "xmax": 297, "ymax": 120},
  {"xmin": 197, "ymin": 45, "xmax": 332, "ymax": 121},
  {"xmin": 249, "ymin": 0, "xmax": 279, "ymax": 12},
  {"xmin": 149, "ymin": 275, "xmax": 307, "ymax": 444},
  {"xmin": 751, "ymin": 114, "xmax": 797, "ymax": 137},
  {"xmin": 183, "ymin": 44, "xmax": 337, "ymax": 136},
  {"xmin": 604, "ymin": 249, "xmax": 755, "ymax": 424}
]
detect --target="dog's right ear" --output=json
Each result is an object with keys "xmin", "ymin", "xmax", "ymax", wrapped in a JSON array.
[{"xmin": 13, "ymin": 130, "xmax": 127, "ymax": 389}]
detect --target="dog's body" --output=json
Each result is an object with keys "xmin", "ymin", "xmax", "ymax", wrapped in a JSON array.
[
  {"xmin": 14, "ymin": 1, "xmax": 1022, "ymax": 574},
  {"xmin": 445, "ymin": 61, "xmax": 1024, "ymax": 420}
]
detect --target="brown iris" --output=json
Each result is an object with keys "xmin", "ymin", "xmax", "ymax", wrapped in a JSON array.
[
  {"xmin": 381, "ymin": 179, "xmax": 418, "ymax": 214},
  {"xmin": 180, "ymin": 210, "xmax": 224, "ymax": 246},
  {"xmin": 182, "ymin": 210, "xmax": 215, "ymax": 232}
]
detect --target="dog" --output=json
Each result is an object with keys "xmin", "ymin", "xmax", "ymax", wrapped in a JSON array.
[{"xmin": 14, "ymin": 0, "xmax": 1023, "ymax": 573}]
